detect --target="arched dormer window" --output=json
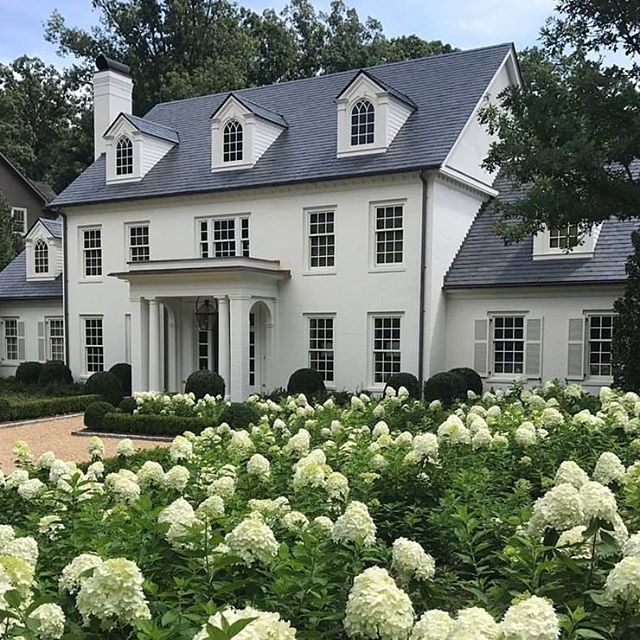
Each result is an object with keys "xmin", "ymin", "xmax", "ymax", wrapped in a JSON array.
[
  {"xmin": 223, "ymin": 120, "xmax": 243, "ymax": 162},
  {"xmin": 350, "ymin": 100, "xmax": 375, "ymax": 146},
  {"xmin": 34, "ymin": 239, "xmax": 48, "ymax": 274},
  {"xmin": 116, "ymin": 136, "xmax": 134, "ymax": 175}
]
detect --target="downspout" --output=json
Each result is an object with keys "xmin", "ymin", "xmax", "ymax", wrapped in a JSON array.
[
  {"xmin": 417, "ymin": 170, "xmax": 429, "ymax": 389},
  {"xmin": 60, "ymin": 211, "xmax": 70, "ymax": 367}
]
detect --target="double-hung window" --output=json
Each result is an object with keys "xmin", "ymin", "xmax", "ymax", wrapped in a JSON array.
[
  {"xmin": 374, "ymin": 204, "xmax": 403, "ymax": 266},
  {"xmin": 11, "ymin": 207, "xmax": 27, "ymax": 235},
  {"xmin": 128, "ymin": 224, "xmax": 150, "ymax": 262},
  {"xmin": 309, "ymin": 316, "xmax": 335, "ymax": 382},
  {"xmin": 371, "ymin": 315, "xmax": 401, "ymax": 384},
  {"xmin": 199, "ymin": 217, "xmax": 250, "ymax": 258},
  {"xmin": 83, "ymin": 317, "xmax": 104, "ymax": 373},
  {"xmin": 82, "ymin": 227, "xmax": 102, "ymax": 277},
  {"xmin": 587, "ymin": 314, "xmax": 614, "ymax": 377},
  {"xmin": 492, "ymin": 315, "xmax": 525, "ymax": 375},
  {"xmin": 3, "ymin": 318, "xmax": 19, "ymax": 361},
  {"xmin": 47, "ymin": 318, "xmax": 65, "ymax": 361},
  {"xmin": 308, "ymin": 210, "xmax": 335, "ymax": 269}
]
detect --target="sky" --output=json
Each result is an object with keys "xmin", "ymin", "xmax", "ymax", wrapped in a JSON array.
[{"xmin": 0, "ymin": 0, "xmax": 557, "ymax": 66}]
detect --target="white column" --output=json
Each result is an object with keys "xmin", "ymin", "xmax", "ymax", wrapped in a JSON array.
[
  {"xmin": 264, "ymin": 321, "xmax": 275, "ymax": 393},
  {"xmin": 131, "ymin": 297, "xmax": 147, "ymax": 392},
  {"xmin": 229, "ymin": 295, "xmax": 251, "ymax": 402},
  {"xmin": 181, "ymin": 300, "xmax": 194, "ymax": 387},
  {"xmin": 217, "ymin": 296, "xmax": 230, "ymax": 393},
  {"xmin": 148, "ymin": 298, "xmax": 161, "ymax": 391},
  {"xmin": 165, "ymin": 302, "xmax": 178, "ymax": 392}
]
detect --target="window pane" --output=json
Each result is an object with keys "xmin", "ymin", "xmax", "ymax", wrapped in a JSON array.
[
  {"xmin": 309, "ymin": 317, "xmax": 334, "ymax": 382},
  {"xmin": 308, "ymin": 210, "xmax": 335, "ymax": 269},
  {"xmin": 84, "ymin": 318, "xmax": 103, "ymax": 373},
  {"xmin": 588, "ymin": 314, "xmax": 614, "ymax": 377},
  {"xmin": 351, "ymin": 100, "xmax": 375, "ymax": 146},
  {"xmin": 116, "ymin": 137, "xmax": 134, "ymax": 176},
  {"xmin": 223, "ymin": 120, "xmax": 243, "ymax": 162},
  {"xmin": 375, "ymin": 205, "xmax": 403, "ymax": 265},
  {"xmin": 492, "ymin": 316, "xmax": 525, "ymax": 375},
  {"xmin": 129, "ymin": 225, "xmax": 150, "ymax": 262},
  {"xmin": 372, "ymin": 316, "xmax": 400, "ymax": 383},
  {"xmin": 83, "ymin": 229, "xmax": 102, "ymax": 276}
]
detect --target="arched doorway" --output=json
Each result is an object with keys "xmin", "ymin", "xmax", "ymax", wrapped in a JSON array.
[{"xmin": 249, "ymin": 301, "xmax": 271, "ymax": 394}]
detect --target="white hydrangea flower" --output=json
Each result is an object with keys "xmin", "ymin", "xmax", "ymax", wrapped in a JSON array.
[
  {"xmin": 228, "ymin": 429, "xmax": 255, "ymax": 459},
  {"xmin": 623, "ymin": 532, "xmax": 640, "ymax": 557},
  {"xmin": 410, "ymin": 610, "xmax": 454, "ymax": 640},
  {"xmin": 528, "ymin": 483, "xmax": 584, "ymax": 535},
  {"xmin": 579, "ymin": 481, "xmax": 618, "ymax": 524},
  {"xmin": 412, "ymin": 433, "xmax": 439, "ymax": 462},
  {"xmin": 592, "ymin": 452, "xmax": 626, "ymax": 485},
  {"xmin": 106, "ymin": 471, "xmax": 140, "ymax": 503},
  {"xmin": 451, "ymin": 607, "xmax": 500, "ymax": 639},
  {"xmin": 158, "ymin": 498, "xmax": 201, "ymax": 546},
  {"xmin": 247, "ymin": 453, "xmax": 271, "ymax": 480},
  {"xmin": 116, "ymin": 439, "xmax": 135, "ymax": 457},
  {"xmin": 604, "ymin": 555, "xmax": 640, "ymax": 606},
  {"xmin": 391, "ymin": 537, "xmax": 435, "ymax": 582},
  {"xmin": 88, "ymin": 436, "xmax": 105, "ymax": 461},
  {"xmin": 514, "ymin": 422, "xmax": 537, "ymax": 446},
  {"xmin": 281, "ymin": 510, "xmax": 309, "ymax": 533},
  {"xmin": 59, "ymin": 553, "xmax": 103, "ymax": 594},
  {"xmin": 344, "ymin": 566, "xmax": 414, "ymax": 640},
  {"xmin": 136, "ymin": 461, "xmax": 165, "ymax": 489},
  {"xmin": 196, "ymin": 495, "xmax": 225, "ymax": 520},
  {"xmin": 333, "ymin": 501, "xmax": 376, "ymax": 546},
  {"xmin": 0, "ymin": 525, "xmax": 15, "ymax": 548},
  {"xmin": 554, "ymin": 461, "xmax": 589, "ymax": 489},
  {"xmin": 76, "ymin": 557, "xmax": 151, "ymax": 628},
  {"xmin": 500, "ymin": 595, "xmax": 559, "ymax": 640},
  {"xmin": 17, "ymin": 478, "xmax": 45, "ymax": 500},
  {"xmin": 311, "ymin": 516, "xmax": 334, "ymax": 536},
  {"xmin": 541, "ymin": 407, "xmax": 564, "ymax": 428},
  {"xmin": 372, "ymin": 421, "xmax": 390, "ymax": 438},
  {"xmin": 293, "ymin": 451, "xmax": 329, "ymax": 490},
  {"xmin": 2, "ymin": 535, "xmax": 39, "ymax": 566},
  {"xmin": 326, "ymin": 472, "xmax": 349, "ymax": 501},
  {"xmin": 224, "ymin": 513, "xmax": 279, "ymax": 565},
  {"xmin": 12, "ymin": 440, "xmax": 33, "ymax": 466},
  {"xmin": 28, "ymin": 602, "xmax": 65, "ymax": 639},
  {"xmin": 208, "ymin": 475, "xmax": 236, "ymax": 499},
  {"xmin": 169, "ymin": 435, "xmax": 193, "ymax": 462},
  {"xmin": 472, "ymin": 428, "xmax": 493, "ymax": 450},
  {"xmin": 556, "ymin": 526, "xmax": 592, "ymax": 559},
  {"xmin": 164, "ymin": 465, "xmax": 190, "ymax": 492},
  {"xmin": 437, "ymin": 415, "xmax": 471, "ymax": 444},
  {"xmin": 283, "ymin": 428, "xmax": 311, "ymax": 456},
  {"xmin": 193, "ymin": 606, "xmax": 296, "ymax": 640},
  {"xmin": 0, "ymin": 553, "xmax": 35, "ymax": 598},
  {"xmin": 5, "ymin": 468, "xmax": 29, "ymax": 490},
  {"xmin": 36, "ymin": 451, "xmax": 56, "ymax": 470},
  {"xmin": 38, "ymin": 515, "xmax": 64, "ymax": 539},
  {"xmin": 86, "ymin": 460, "xmax": 105, "ymax": 480}
]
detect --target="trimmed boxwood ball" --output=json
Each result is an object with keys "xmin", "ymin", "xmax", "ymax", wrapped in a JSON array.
[
  {"xmin": 384, "ymin": 372, "xmax": 421, "ymax": 399},
  {"xmin": 15, "ymin": 361, "xmax": 43, "ymax": 385},
  {"xmin": 84, "ymin": 401, "xmax": 115, "ymax": 428},
  {"xmin": 220, "ymin": 402, "xmax": 261, "ymax": 429},
  {"xmin": 85, "ymin": 371, "xmax": 124, "ymax": 406},
  {"xmin": 287, "ymin": 368, "xmax": 326, "ymax": 397},
  {"xmin": 109, "ymin": 363, "xmax": 132, "ymax": 395},
  {"xmin": 185, "ymin": 370, "xmax": 225, "ymax": 401},
  {"xmin": 423, "ymin": 371, "xmax": 467, "ymax": 406},
  {"xmin": 38, "ymin": 360, "xmax": 73, "ymax": 386},
  {"xmin": 119, "ymin": 396, "xmax": 137, "ymax": 414},
  {"xmin": 449, "ymin": 367, "xmax": 483, "ymax": 396}
]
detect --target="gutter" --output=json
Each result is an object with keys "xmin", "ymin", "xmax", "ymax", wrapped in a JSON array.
[{"xmin": 418, "ymin": 170, "xmax": 429, "ymax": 388}]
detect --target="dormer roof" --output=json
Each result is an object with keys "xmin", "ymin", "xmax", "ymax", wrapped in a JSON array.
[
  {"xmin": 336, "ymin": 69, "xmax": 417, "ymax": 109},
  {"xmin": 104, "ymin": 113, "xmax": 179, "ymax": 144},
  {"xmin": 211, "ymin": 93, "xmax": 288, "ymax": 128}
]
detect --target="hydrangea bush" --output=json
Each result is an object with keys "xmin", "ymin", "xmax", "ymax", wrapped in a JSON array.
[{"xmin": 0, "ymin": 381, "xmax": 639, "ymax": 638}]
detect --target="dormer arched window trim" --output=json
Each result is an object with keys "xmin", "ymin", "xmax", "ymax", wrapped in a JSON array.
[
  {"xmin": 115, "ymin": 135, "xmax": 134, "ymax": 176},
  {"xmin": 34, "ymin": 239, "xmax": 49, "ymax": 274}
]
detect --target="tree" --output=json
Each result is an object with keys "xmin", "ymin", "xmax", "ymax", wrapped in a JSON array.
[
  {"xmin": 0, "ymin": 193, "xmax": 24, "ymax": 271},
  {"xmin": 613, "ymin": 231, "xmax": 640, "ymax": 391}
]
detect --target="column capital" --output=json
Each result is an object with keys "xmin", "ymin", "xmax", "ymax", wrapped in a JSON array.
[
  {"xmin": 228, "ymin": 294, "xmax": 252, "ymax": 301},
  {"xmin": 216, "ymin": 296, "xmax": 230, "ymax": 306}
]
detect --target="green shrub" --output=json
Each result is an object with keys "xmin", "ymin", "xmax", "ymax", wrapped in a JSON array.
[
  {"xmin": 15, "ymin": 362, "xmax": 43, "ymax": 385},
  {"xmin": 423, "ymin": 371, "xmax": 467, "ymax": 406},
  {"xmin": 7, "ymin": 395, "xmax": 100, "ymax": 421},
  {"xmin": 449, "ymin": 367, "xmax": 483, "ymax": 396},
  {"xmin": 95, "ymin": 412, "xmax": 208, "ymax": 437},
  {"xmin": 84, "ymin": 401, "xmax": 115, "ymax": 428},
  {"xmin": 38, "ymin": 360, "xmax": 73, "ymax": 386},
  {"xmin": 85, "ymin": 371, "xmax": 124, "ymax": 406},
  {"xmin": 109, "ymin": 363, "xmax": 132, "ymax": 395},
  {"xmin": 185, "ymin": 370, "xmax": 225, "ymax": 400},
  {"xmin": 219, "ymin": 402, "xmax": 261, "ymax": 429},
  {"xmin": 384, "ymin": 372, "xmax": 421, "ymax": 399},
  {"xmin": 0, "ymin": 399, "xmax": 12, "ymax": 422},
  {"xmin": 119, "ymin": 396, "xmax": 137, "ymax": 414},
  {"xmin": 287, "ymin": 368, "xmax": 326, "ymax": 397}
]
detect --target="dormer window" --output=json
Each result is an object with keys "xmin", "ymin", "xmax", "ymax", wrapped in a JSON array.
[
  {"xmin": 34, "ymin": 240, "xmax": 48, "ymax": 274},
  {"xmin": 351, "ymin": 100, "xmax": 375, "ymax": 146},
  {"xmin": 533, "ymin": 223, "xmax": 602, "ymax": 260},
  {"xmin": 549, "ymin": 224, "xmax": 579, "ymax": 250},
  {"xmin": 116, "ymin": 136, "xmax": 134, "ymax": 175},
  {"xmin": 223, "ymin": 120, "xmax": 243, "ymax": 162}
]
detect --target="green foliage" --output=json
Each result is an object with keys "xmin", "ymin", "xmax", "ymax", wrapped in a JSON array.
[
  {"xmin": 108, "ymin": 362, "xmax": 132, "ymax": 395},
  {"xmin": 95, "ymin": 412, "xmax": 208, "ymax": 436},
  {"xmin": 449, "ymin": 367, "xmax": 483, "ymax": 396},
  {"xmin": 85, "ymin": 371, "xmax": 124, "ymax": 406},
  {"xmin": 287, "ymin": 367, "xmax": 326, "ymax": 397},
  {"xmin": 384, "ymin": 372, "xmax": 421, "ymax": 399},
  {"xmin": 219, "ymin": 402, "xmax": 261, "ymax": 429},
  {"xmin": 118, "ymin": 396, "xmax": 137, "ymax": 414},
  {"xmin": 185, "ymin": 370, "xmax": 225, "ymax": 400},
  {"xmin": 613, "ymin": 230, "xmax": 640, "ymax": 391},
  {"xmin": 37, "ymin": 360, "xmax": 73, "ymax": 385},
  {"xmin": 84, "ymin": 401, "xmax": 115, "ymax": 428},
  {"xmin": 15, "ymin": 362, "xmax": 43, "ymax": 385},
  {"xmin": 4, "ymin": 394, "xmax": 100, "ymax": 421},
  {"xmin": 423, "ymin": 371, "xmax": 467, "ymax": 405},
  {"xmin": 0, "ymin": 398, "xmax": 11, "ymax": 421}
]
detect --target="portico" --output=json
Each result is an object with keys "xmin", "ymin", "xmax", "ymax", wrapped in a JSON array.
[{"xmin": 110, "ymin": 257, "xmax": 289, "ymax": 400}]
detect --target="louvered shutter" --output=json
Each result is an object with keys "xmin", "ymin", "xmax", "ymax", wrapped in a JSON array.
[
  {"xmin": 525, "ymin": 318, "xmax": 543, "ymax": 379},
  {"xmin": 17, "ymin": 321, "xmax": 25, "ymax": 361},
  {"xmin": 37, "ymin": 321, "xmax": 46, "ymax": 362},
  {"xmin": 0, "ymin": 320, "xmax": 4, "ymax": 361},
  {"xmin": 567, "ymin": 318, "xmax": 585, "ymax": 379},
  {"xmin": 473, "ymin": 318, "xmax": 489, "ymax": 377}
]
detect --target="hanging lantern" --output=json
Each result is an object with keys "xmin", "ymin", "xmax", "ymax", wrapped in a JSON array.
[{"xmin": 194, "ymin": 297, "xmax": 214, "ymax": 331}]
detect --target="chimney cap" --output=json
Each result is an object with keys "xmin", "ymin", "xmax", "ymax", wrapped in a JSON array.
[{"xmin": 95, "ymin": 54, "xmax": 131, "ymax": 76}]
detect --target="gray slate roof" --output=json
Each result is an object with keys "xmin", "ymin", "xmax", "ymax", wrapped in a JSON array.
[
  {"xmin": 444, "ymin": 174, "xmax": 637, "ymax": 289},
  {"xmin": 38, "ymin": 217, "xmax": 62, "ymax": 239},
  {"xmin": 0, "ymin": 251, "xmax": 62, "ymax": 300},
  {"xmin": 106, "ymin": 113, "xmax": 180, "ymax": 143},
  {"xmin": 51, "ymin": 43, "xmax": 513, "ymax": 208},
  {"xmin": 216, "ymin": 94, "xmax": 288, "ymax": 128}
]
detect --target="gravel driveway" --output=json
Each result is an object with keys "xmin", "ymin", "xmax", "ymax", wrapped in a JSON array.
[{"xmin": 0, "ymin": 415, "xmax": 167, "ymax": 471}]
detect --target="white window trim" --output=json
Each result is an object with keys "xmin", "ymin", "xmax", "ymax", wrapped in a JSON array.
[
  {"xmin": 487, "ymin": 312, "xmax": 528, "ymax": 382},
  {"xmin": 125, "ymin": 221, "xmax": 151, "ymax": 263},
  {"xmin": 33, "ymin": 239, "xmax": 49, "ymax": 275},
  {"xmin": 303, "ymin": 206, "xmax": 337, "ymax": 275},
  {"xmin": 10, "ymin": 207, "xmax": 27, "ymax": 235},
  {"xmin": 369, "ymin": 200, "xmax": 406, "ymax": 272},
  {"xmin": 1, "ymin": 317, "xmax": 20, "ymax": 363},
  {"xmin": 584, "ymin": 312, "xmax": 615, "ymax": 383},
  {"xmin": 46, "ymin": 316, "xmax": 65, "ymax": 362},
  {"xmin": 533, "ymin": 223, "xmax": 602, "ymax": 260},
  {"xmin": 305, "ymin": 313, "xmax": 337, "ymax": 387},
  {"xmin": 79, "ymin": 225, "xmax": 103, "ymax": 282},
  {"xmin": 81, "ymin": 315, "xmax": 104, "ymax": 376},
  {"xmin": 195, "ymin": 214, "xmax": 250, "ymax": 259},
  {"xmin": 368, "ymin": 312, "xmax": 403, "ymax": 390}
]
